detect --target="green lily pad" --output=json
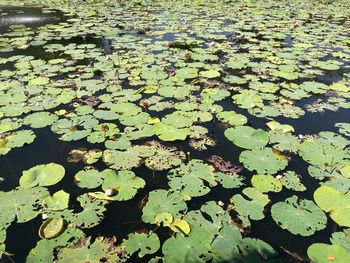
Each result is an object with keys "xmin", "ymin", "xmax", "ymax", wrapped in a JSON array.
[
  {"xmin": 225, "ymin": 126, "xmax": 269, "ymax": 150},
  {"xmin": 331, "ymin": 229, "xmax": 350, "ymax": 252},
  {"xmin": 122, "ymin": 232, "xmax": 160, "ymax": 258},
  {"xmin": 251, "ymin": 174, "xmax": 282, "ymax": 193},
  {"xmin": 39, "ymin": 218, "xmax": 65, "ymax": 239},
  {"xmin": 74, "ymin": 168, "xmax": 104, "ymax": 189},
  {"xmin": 142, "ymin": 190, "xmax": 187, "ymax": 224},
  {"xmin": 162, "ymin": 226, "xmax": 212, "ymax": 263},
  {"xmin": 152, "ymin": 122, "xmax": 190, "ymax": 141},
  {"xmin": 73, "ymin": 194, "xmax": 107, "ymax": 229},
  {"xmin": 144, "ymin": 141, "xmax": 186, "ymax": 171},
  {"xmin": 57, "ymin": 236, "xmax": 123, "ymax": 262},
  {"xmin": 232, "ymin": 90, "xmax": 263, "ymax": 109},
  {"xmin": 1, "ymin": 130, "xmax": 36, "ymax": 153},
  {"xmin": 231, "ymin": 187, "xmax": 270, "ymax": 225},
  {"xmin": 167, "ymin": 159, "xmax": 217, "ymax": 199},
  {"xmin": 215, "ymin": 172, "xmax": 245, "ymax": 189},
  {"xmin": 175, "ymin": 67, "xmax": 198, "ymax": 79},
  {"xmin": 200, "ymin": 69, "xmax": 220, "ymax": 78},
  {"xmin": 224, "ymin": 75, "xmax": 247, "ymax": 84},
  {"xmin": 24, "ymin": 112, "xmax": 58, "ymax": 129},
  {"xmin": 27, "ymin": 227, "xmax": 85, "ymax": 263},
  {"xmin": 216, "ymin": 111, "xmax": 247, "ymax": 126},
  {"xmin": 271, "ymin": 197, "xmax": 327, "ymax": 236},
  {"xmin": 266, "ymin": 120, "xmax": 294, "ymax": 133},
  {"xmin": 20, "ymin": 163, "xmax": 65, "ymax": 188},
  {"xmin": 42, "ymin": 190, "xmax": 69, "ymax": 211},
  {"xmin": 101, "ymin": 170, "xmax": 145, "ymax": 201},
  {"xmin": 28, "ymin": 76, "xmax": 49, "ymax": 86},
  {"xmin": 314, "ymin": 186, "xmax": 350, "ymax": 227},
  {"xmin": 307, "ymin": 243, "xmax": 349, "ymax": 263},
  {"xmin": 280, "ymin": 171, "xmax": 306, "ymax": 191},
  {"xmin": 239, "ymin": 148, "xmax": 288, "ymax": 174},
  {"xmin": 0, "ymin": 187, "xmax": 48, "ymax": 228},
  {"xmin": 103, "ymin": 149, "xmax": 142, "ymax": 170},
  {"xmin": 162, "ymin": 111, "xmax": 193, "ymax": 128}
]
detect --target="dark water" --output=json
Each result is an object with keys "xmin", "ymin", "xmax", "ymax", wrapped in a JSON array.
[
  {"xmin": 0, "ymin": 5, "xmax": 349, "ymax": 263},
  {"xmin": 0, "ymin": 5, "xmax": 65, "ymax": 33}
]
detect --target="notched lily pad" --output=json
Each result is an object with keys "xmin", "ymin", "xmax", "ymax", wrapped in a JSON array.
[
  {"xmin": 19, "ymin": 163, "xmax": 65, "ymax": 188},
  {"xmin": 271, "ymin": 197, "xmax": 327, "ymax": 236}
]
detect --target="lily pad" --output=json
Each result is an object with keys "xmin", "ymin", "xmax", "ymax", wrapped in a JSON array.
[
  {"xmin": 216, "ymin": 111, "xmax": 247, "ymax": 126},
  {"xmin": 271, "ymin": 197, "xmax": 327, "ymax": 236},
  {"xmin": 27, "ymin": 227, "xmax": 85, "ymax": 263},
  {"xmin": 101, "ymin": 170, "xmax": 145, "ymax": 201},
  {"xmin": 231, "ymin": 187, "xmax": 270, "ymax": 225},
  {"xmin": 239, "ymin": 148, "xmax": 288, "ymax": 174},
  {"xmin": 152, "ymin": 122, "xmax": 190, "ymax": 141},
  {"xmin": 224, "ymin": 126, "xmax": 269, "ymax": 150},
  {"xmin": 19, "ymin": 163, "xmax": 65, "ymax": 188},
  {"xmin": 142, "ymin": 190, "xmax": 187, "ymax": 224},
  {"xmin": 307, "ymin": 243, "xmax": 349, "ymax": 263},
  {"xmin": 0, "ymin": 187, "xmax": 48, "ymax": 228},
  {"xmin": 123, "ymin": 232, "xmax": 160, "ymax": 258},
  {"xmin": 57, "ymin": 236, "xmax": 124, "ymax": 262},
  {"xmin": 251, "ymin": 174, "xmax": 282, "ymax": 193},
  {"xmin": 162, "ymin": 226, "xmax": 212, "ymax": 263},
  {"xmin": 39, "ymin": 218, "xmax": 65, "ymax": 239},
  {"xmin": 314, "ymin": 186, "xmax": 350, "ymax": 227},
  {"xmin": 167, "ymin": 159, "xmax": 217, "ymax": 199},
  {"xmin": 42, "ymin": 190, "xmax": 70, "ymax": 211}
]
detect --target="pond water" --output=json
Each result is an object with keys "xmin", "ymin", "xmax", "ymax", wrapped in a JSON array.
[{"xmin": 0, "ymin": 1, "xmax": 350, "ymax": 262}]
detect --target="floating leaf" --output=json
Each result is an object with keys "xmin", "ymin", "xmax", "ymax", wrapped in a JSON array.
[
  {"xmin": 251, "ymin": 174, "xmax": 282, "ymax": 193},
  {"xmin": 271, "ymin": 197, "xmax": 327, "ymax": 236},
  {"xmin": 101, "ymin": 170, "xmax": 145, "ymax": 201},
  {"xmin": 216, "ymin": 111, "xmax": 247, "ymax": 126},
  {"xmin": 152, "ymin": 122, "xmax": 190, "ymax": 141},
  {"xmin": 331, "ymin": 229, "xmax": 350, "ymax": 252},
  {"xmin": 39, "ymin": 218, "xmax": 65, "ymax": 239},
  {"xmin": 169, "ymin": 219, "xmax": 191, "ymax": 235},
  {"xmin": 0, "ymin": 187, "xmax": 48, "ymax": 228},
  {"xmin": 155, "ymin": 212, "xmax": 173, "ymax": 227},
  {"xmin": 239, "ymin": 147, "xmax": 288, "ymax": 174},
  {"xmin": 266, "ymin": 120, "xmax": 294, "ymax": 133},
  {"xmin": 231, "ymin": 187, "xmax": 269, "ymax": 225},
  {"xmin": 307, "ymin": 243, "xmax": 349, "ymax": 263},
  {"xmin": 162, "ymin": 226, "xmax": 212, "ymax": 263},
  {"xmin": 144, "ymin": 141, "xmax": 186, "ymax": 171},
  {"xmin": 24, "ymin": 112, "xmax": 58, "ymax": 129},
  {"xmin": 225, "ymin": 126, "xmax": 269, "ymax": 150},
  {"xmin": 167, "ymin": 159, "xmax": 217, "ymax": 199},
  {"xmin": 123, "ymin": 232, "xmax": 160, "ymax": 258},
  {"xmin": 74, "ymin": 168, "xmax": 104, "ymax": 189},
  {"xmin": 142, "ymin": 190, "xmax": 187, "ymax": 224},
  {"xmin": 28, "ymin": 76, "xmax": 49, "ymax": 86},
  {"xmin": 200, "ymin": 69, "xmax": 220, "ymax": 78},
  {"xmin": 215, "ymin": 172, "xmax": 244, "ymax": 189},
  {"xmin": 73, "ymin": 194, "xmax": 107, "ymax": 229},
  {"xmin": 57, "ymin": 236, "xmax": 124, "ymax": 262},
  {"xmin": 19, "ymin": 163, "xmax": 65, "ymax": 188},
  {"xmin": 175, "ymin": 67, "xmax": 198, "ymax": 79},
  {"xmin": 42, "ymin": 190, "xmax": 69, "ymax": 211},
  {"xmin": 27, "ymin": 227, "xmax": 85, "ymax": 263},
  {"xmin": 232, "ymin": 90, "xmax": 263, "ymax": 109},
  {"xmin": 280, "ymin": 171, "xmax": 306, "ymax": 191},
  {"xmin": 314, "ymin": 186, "xmax": 350, "ymax": 227},
  {"xmin": 103, "ymin": 149, "xmax": 142, "ymax": 170}
]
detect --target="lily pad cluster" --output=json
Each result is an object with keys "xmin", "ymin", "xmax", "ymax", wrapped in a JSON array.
[{"xmin": 0, "ymin": 0, "xmax": 349, "ymax": 262}]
